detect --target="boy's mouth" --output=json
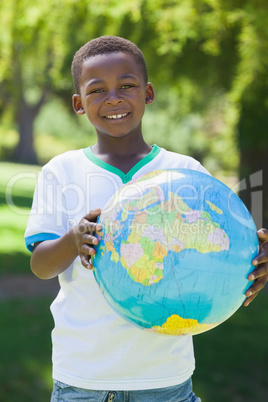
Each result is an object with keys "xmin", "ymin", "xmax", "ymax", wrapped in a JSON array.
[{"xmin": 105, "ymin": 113, "xmax": 129, "ymax": 120}]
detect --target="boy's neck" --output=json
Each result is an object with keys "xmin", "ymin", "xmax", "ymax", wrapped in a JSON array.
[{"xmin": 91, "ymin": 136, "xmax": 152, "ymax": 173}]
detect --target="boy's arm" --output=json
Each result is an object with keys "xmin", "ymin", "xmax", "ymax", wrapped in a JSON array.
[
  {"xmin": 244, "ymin": 228, "xmax": 268, "ymax": 306},
  {"xmin": 31, "ymin": 209, "xmax": 101, "ymax": 279}
]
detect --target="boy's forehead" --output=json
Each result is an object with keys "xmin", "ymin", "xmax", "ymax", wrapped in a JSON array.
[{"xmin": 80, "ymin": 52, "xmax": 143, "ymax": 82}]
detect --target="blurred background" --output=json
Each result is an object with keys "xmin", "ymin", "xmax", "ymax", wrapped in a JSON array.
[{"xmin": 0, "ymin": 1, "xmax": 267, "ymax": 401}]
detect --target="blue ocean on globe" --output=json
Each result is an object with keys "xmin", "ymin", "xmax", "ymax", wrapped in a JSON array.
[{"xmin": 93, "ymin": 169, "xmax": 259, "ymax": 335}]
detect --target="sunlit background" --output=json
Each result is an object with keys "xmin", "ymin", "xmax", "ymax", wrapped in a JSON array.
[{"xmin": 0, "ymin": 1, "xmax": 267, "ymax": 401}]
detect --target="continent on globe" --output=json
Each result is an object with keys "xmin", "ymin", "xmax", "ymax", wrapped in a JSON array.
[
  {"xmin": 147, "ymin": 314, "xmax": 218, "ymax": 335},
  {"xmin": 99, "ymin": 187, "xmax": 229, "ymax": 286}
]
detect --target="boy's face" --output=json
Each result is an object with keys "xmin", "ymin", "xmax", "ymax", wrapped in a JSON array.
[{"xmin": 72, "ymin": 52, "xmax": 154, "ymax": 140}]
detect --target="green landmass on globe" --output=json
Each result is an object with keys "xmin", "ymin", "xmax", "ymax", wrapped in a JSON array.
[{"xmin": 99, "ymin": 188, "xmax": 229, "ymax": 287}]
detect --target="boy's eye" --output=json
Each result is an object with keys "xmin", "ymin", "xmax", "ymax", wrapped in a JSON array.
[
  {"xmin": 89, "ymin": 88, "xmax": 104, "ymax": 94},
  {"xmin": 121, "ymin": 84, "xmax": 134, "ymax": 89}
]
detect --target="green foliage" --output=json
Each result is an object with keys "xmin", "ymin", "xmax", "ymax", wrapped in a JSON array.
[
  {"xmin": 143, "ymin": 87, "xmax": 238, "ymax": 174},
  {"xmin": 0, "ymin": 1, "xmax": 267, "ymax": 218},
  {"xmin": 2, "ymin": 0, "xmax": 268, "ymax": 110},
  {"xmin": 34, "ymin": 98, "xmax": 96, "ymax": 163}
]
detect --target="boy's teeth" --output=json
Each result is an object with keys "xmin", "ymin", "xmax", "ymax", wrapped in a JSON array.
[{"xmin": 106, "ymin": 113, "xmax": 127, "ymax": 119}]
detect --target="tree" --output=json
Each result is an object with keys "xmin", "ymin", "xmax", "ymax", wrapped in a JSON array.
[
  {"xmin": 0, "ymin": 0, "xmax": 145, "ymax": 162},
  {"xmin": 0, "ymin": 0, "xmax": 267, "ymax": 225},
  {"xmin": 0, "ymin": 1, "xmax": 68, "ymax": 162},
  {"xmin": 138, "ymin": 0, "xmax": 268, "ymax": 226}
]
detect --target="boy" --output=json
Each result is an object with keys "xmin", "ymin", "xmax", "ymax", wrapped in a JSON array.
[{"xmin": 25, "ymin": 36, "xmax": 268, "ymax": 401}]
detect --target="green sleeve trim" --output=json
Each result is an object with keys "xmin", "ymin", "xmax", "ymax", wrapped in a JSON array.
[{"xmin": 83, "ymin": 145, "xmax": 161, "ymax": 184}]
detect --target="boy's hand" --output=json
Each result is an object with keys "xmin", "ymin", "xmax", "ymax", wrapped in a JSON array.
[
  {"xmin": 244, "ymin": 228, "xmax": 268, "ymax": 306},
  {"xmin": 73, "ymin": 208, "xmax": 102, "ymax": 270}
]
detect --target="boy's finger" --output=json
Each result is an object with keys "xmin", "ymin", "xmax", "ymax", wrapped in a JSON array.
[
  {"xmin": 80, "ymin": 255, "xmax": 93, "ymax": 270},
  {"xmin": 248, "ymin": 263, "xmax": 268, "ymax": 280},
  {"xmin": 257, "ymin": 228, "xmax": 268, "ymax": 242},
  {"xmin": 83, "ymin": 209, "xmax": 102, "ymax": 222},
  {"xmin": 252, "ymin": 245, "xmax": 268, "ymax": 266},
  {"xmin": 244, "ymin": 292, "xmax": 258, "ymax": 306},
  {"xmin": 252, "ymin": 256, "xmax": 268, "ymax": 269},
  {"xmin": 83, "ymin": 233, "xmax": 99, "ymax": 245},
  {"xmin": 81, "ymin": 244, "xmax": 96, "ymax": 256},
  {"xmin": 78, "ymin": 221, "xmax": 102, "ymax": 234},
  {"xmin": 246, "ymin": 275, "xmax": 268, "ymax": 295}
]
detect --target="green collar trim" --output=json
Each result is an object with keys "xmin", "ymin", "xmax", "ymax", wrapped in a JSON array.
[{"xmin": 83, "ymin": 144, "xmax": 161, "ymax": 183}]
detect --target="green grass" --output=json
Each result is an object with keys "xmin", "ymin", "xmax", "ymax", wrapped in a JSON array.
[
  {"xmin": 0, "ymin": 293, "xmax": 267, "ymax": 401},
  {"xmin": 194, "ymin": 292, "xmax": 268, "ymax": 401},
  {"xmin": 0, "ymin": 297, "xmax": 54, "ymax": 402},
  {"xmin": 0, "ymin": 163, "xmax": 54, "ymax": 401},
  {"xmin": 0, "ymin": 162, "xmax": 41, "ymax": 274}
]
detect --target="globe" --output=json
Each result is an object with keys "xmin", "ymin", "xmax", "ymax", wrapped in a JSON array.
[{"xmin": 93, "ymin": 169, "xmax": 259, "ymax": 336}]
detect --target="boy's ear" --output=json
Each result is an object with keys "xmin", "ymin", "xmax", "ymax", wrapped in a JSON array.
[
  {"xmin": 145, "ymin": 82, "xmax": 155, "ymax": 105},
  {"xmin": 72, "ymin": 94, "xmax": 85, "ymax": 115}
]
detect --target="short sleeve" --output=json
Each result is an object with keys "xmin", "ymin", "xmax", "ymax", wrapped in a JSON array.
[{"xmin": 24, "ymin": 166, "xmax": 68, "ymax": 252}]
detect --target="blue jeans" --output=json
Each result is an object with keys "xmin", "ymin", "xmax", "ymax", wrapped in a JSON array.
[{"xmin": 51, "ymin": 378, "xmax": 201, "ymax": 401}]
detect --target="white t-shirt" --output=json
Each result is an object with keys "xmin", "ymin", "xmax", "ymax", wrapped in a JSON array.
[{"xmin": 25, "ymin": 145, "xmax": 210, "ymax": 391}]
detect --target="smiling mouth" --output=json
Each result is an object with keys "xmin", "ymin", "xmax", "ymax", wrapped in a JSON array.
[{"xmin": 105, "ymin": 113, "xmax": 128, "ymax": 120}]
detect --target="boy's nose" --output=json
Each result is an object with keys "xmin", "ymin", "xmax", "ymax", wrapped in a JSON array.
[{"xmin": 105, "ymin": 91, "xmax": 124, "ymax": 106}]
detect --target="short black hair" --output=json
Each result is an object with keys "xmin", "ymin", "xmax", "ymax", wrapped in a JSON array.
[{"xmin": 71, "ymin": 36, "xmax": 148, "ymax": 94}]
